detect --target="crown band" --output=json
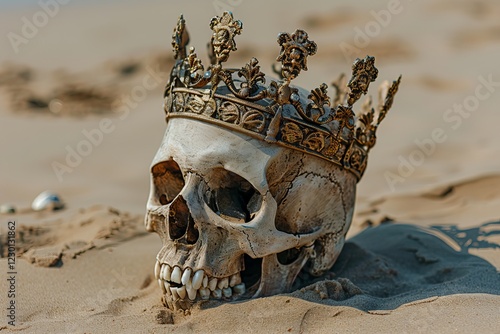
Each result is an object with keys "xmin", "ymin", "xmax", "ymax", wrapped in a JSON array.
[{"xmin": 167, "ymin": 87, "xmax": 365, "ymax": 180}]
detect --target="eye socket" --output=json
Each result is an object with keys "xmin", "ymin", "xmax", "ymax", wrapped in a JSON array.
[
  {"xmin": 152, "ymin": 160, "xmax": 185, "ymax": 205},
  {"xmin": 204, "ymin": 168, "xmax": 262, "ymax": 223}
]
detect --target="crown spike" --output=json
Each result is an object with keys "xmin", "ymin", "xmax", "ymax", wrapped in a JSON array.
[
  {"xmin": 209, "ymin": 11, "xmax": 243, "ymax": 65},
  {"xmin": 276, "ymin": 30, "xmax": 317, "ymax": 82},
  {"xmin": 347, "ymin": 56, "xmax": 378, "ymax": 107},
  {"xmin": 172, "ymin": 14, "xmax": 189, "ymax": 60},
  {"xmin": 377, "ymin": 75, "xmax": 401, "ymax": 124},
  {"xmin": 354, "ymin": 75, "xmax": 402, "ymax": 151}
]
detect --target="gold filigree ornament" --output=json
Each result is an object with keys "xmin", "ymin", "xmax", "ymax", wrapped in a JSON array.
[{"xmin": 163, "ymin": 12, "xmax": 402, "ymax": 181}]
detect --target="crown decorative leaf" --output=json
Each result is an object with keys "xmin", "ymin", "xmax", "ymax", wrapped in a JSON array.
[
  {"xmin": 182, "ymin": 47, "xmax": 204, "ymax": 85},
  {"xmin": 237, "ymin": 57, "xmax": 265, "ymax": 98},
  {"xmin": 307, "ymin": 83, "xmax": 331, "ymax": 123},
  {"xmin": 164, "ymin": 12, "xmax": 402, "ymax": 181}
]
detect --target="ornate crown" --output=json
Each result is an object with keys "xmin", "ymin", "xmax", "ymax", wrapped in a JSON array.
[{"xmin": 164, "ymin": 12, "xmax": 401, "ymax": 181}]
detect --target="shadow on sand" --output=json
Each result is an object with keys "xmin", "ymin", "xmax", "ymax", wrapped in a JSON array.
[
  {"xmin": 291, "ymin": 222, "xmax": 500, "ymax": 311},
  {"xmin": 431, "ymin": 220, "xmax": 500, "ymax": 252}
]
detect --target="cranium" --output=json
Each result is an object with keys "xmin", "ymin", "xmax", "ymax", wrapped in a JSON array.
[{"xmin": 145, "ymin": 115, "xmax": 356, "ymax": 310}]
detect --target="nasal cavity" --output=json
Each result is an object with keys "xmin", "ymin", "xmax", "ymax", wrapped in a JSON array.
[{"xmin": 168, "ymin": 195, "xmax": 199, "ymax": 244}]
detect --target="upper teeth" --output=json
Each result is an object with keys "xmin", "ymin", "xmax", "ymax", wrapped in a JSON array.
[
  {"xmin": 217, "ymin": 277, "xmax": 229, "ymax": 290},
  {"xmin": 171, "ymin": 266, "xmax": 181, "ymax": 284},
  {"xmin": 208, "ymin": 277, "xmax": 218, "ymax": 291},
  {"xmin": 192, "ymin": 270, "xmax": 204, "ymax": 290},
  {"xmin": 154, "ymin": 261, "xmax": 246, "ymax": 303},
  {"xmin": 181, "ymin": 268, "xmax": 192, "ymax": 285},
  {"xmin": 161, "ymin": 264, "xmax": 171, "ymax": 281}
]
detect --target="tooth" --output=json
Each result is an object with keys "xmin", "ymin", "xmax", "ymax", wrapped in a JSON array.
[
  {"xmin": 154, "ymin": 261, "xmax": 161, "ymax": 279},
  {"xmin": 164, "ymin": 265, "xmax": 171, "ymax": 281},
  {"xmin": 160, "ymin": 264, "xmax": 171, "ymax": 281},
  {"xmin": 181, "ymin": 268, "xmax": 193, "ymax": 285},
  {"xmin": 229, "ymin": 273, "xmax": 241, "ymax": 287},
  {"xmin": 212, "ymin": 289, "xmax": 222, "ymax": 299},
  {"xmin": 199, "ymin": 288, "xmax": 210, "ymax": 300},
  {"xmin": 171, "ymin": 266, "xmax": 182, "ymax": 284},
  {"xmin": 222, "ymin": 287, "xmax": 232, "ymax": 298},
  {"xmin": 202, "ymin": 276, "xmax": 208, "ymax": 288},
  {"xmin": 233, "ymin": 283, "xmax": 246, "ymax": 295},
  {"xmin": 218, "ymin": 277, "xmax": 229, "ymax": 290},
  {"xmin": 170, "ymin": 287, "xmax": 179, "ymax": 301},
  {"xmin": 164, "ymin": 281, "xmax": 170, "ymax": 292},
  {"xmin": 208, "ymin": 278, "xmax": 218, "ymax": 291},
  {"xmin": 177, "ymin": 286, "xmax": 187, "ymax": 299},
  {"xmin": 158, "ymin": 279, "xmax": 166, "ymax": 294},
  {"xmin": 187, "ymin": 285, "xmax": 197, "ymax": 300},
  {"xmin": 192, "ymin": 270, "xmax": 204, "ymax": 290}
]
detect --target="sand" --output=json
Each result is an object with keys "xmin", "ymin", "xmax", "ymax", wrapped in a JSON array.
[{"xmin": 1, "ymin": 0, "xmax": 499, "ymax": 333}]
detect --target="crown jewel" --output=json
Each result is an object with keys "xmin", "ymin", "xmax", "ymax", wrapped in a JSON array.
[{"xmin": 164, "ymin": 12, "xmax": 401, "ymax": 181}]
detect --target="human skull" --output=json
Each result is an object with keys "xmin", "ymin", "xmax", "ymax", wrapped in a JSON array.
[{"xmin": 145, "ymin": 111, "xmax": 357, "ymax": 310}]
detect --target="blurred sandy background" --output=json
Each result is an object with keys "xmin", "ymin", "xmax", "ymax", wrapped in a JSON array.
[{"xmin": 0, "ymin": 0, "xmax": 499, "ymax": 333}]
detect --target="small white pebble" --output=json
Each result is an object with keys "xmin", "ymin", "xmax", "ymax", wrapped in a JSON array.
[
  {"xmin": 32, "ymin": 191, "xmax": 64, "ymax": 211},
  {"xmin": 0, "ymin": 204, "xmax": 16, "ymax": 214}
]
